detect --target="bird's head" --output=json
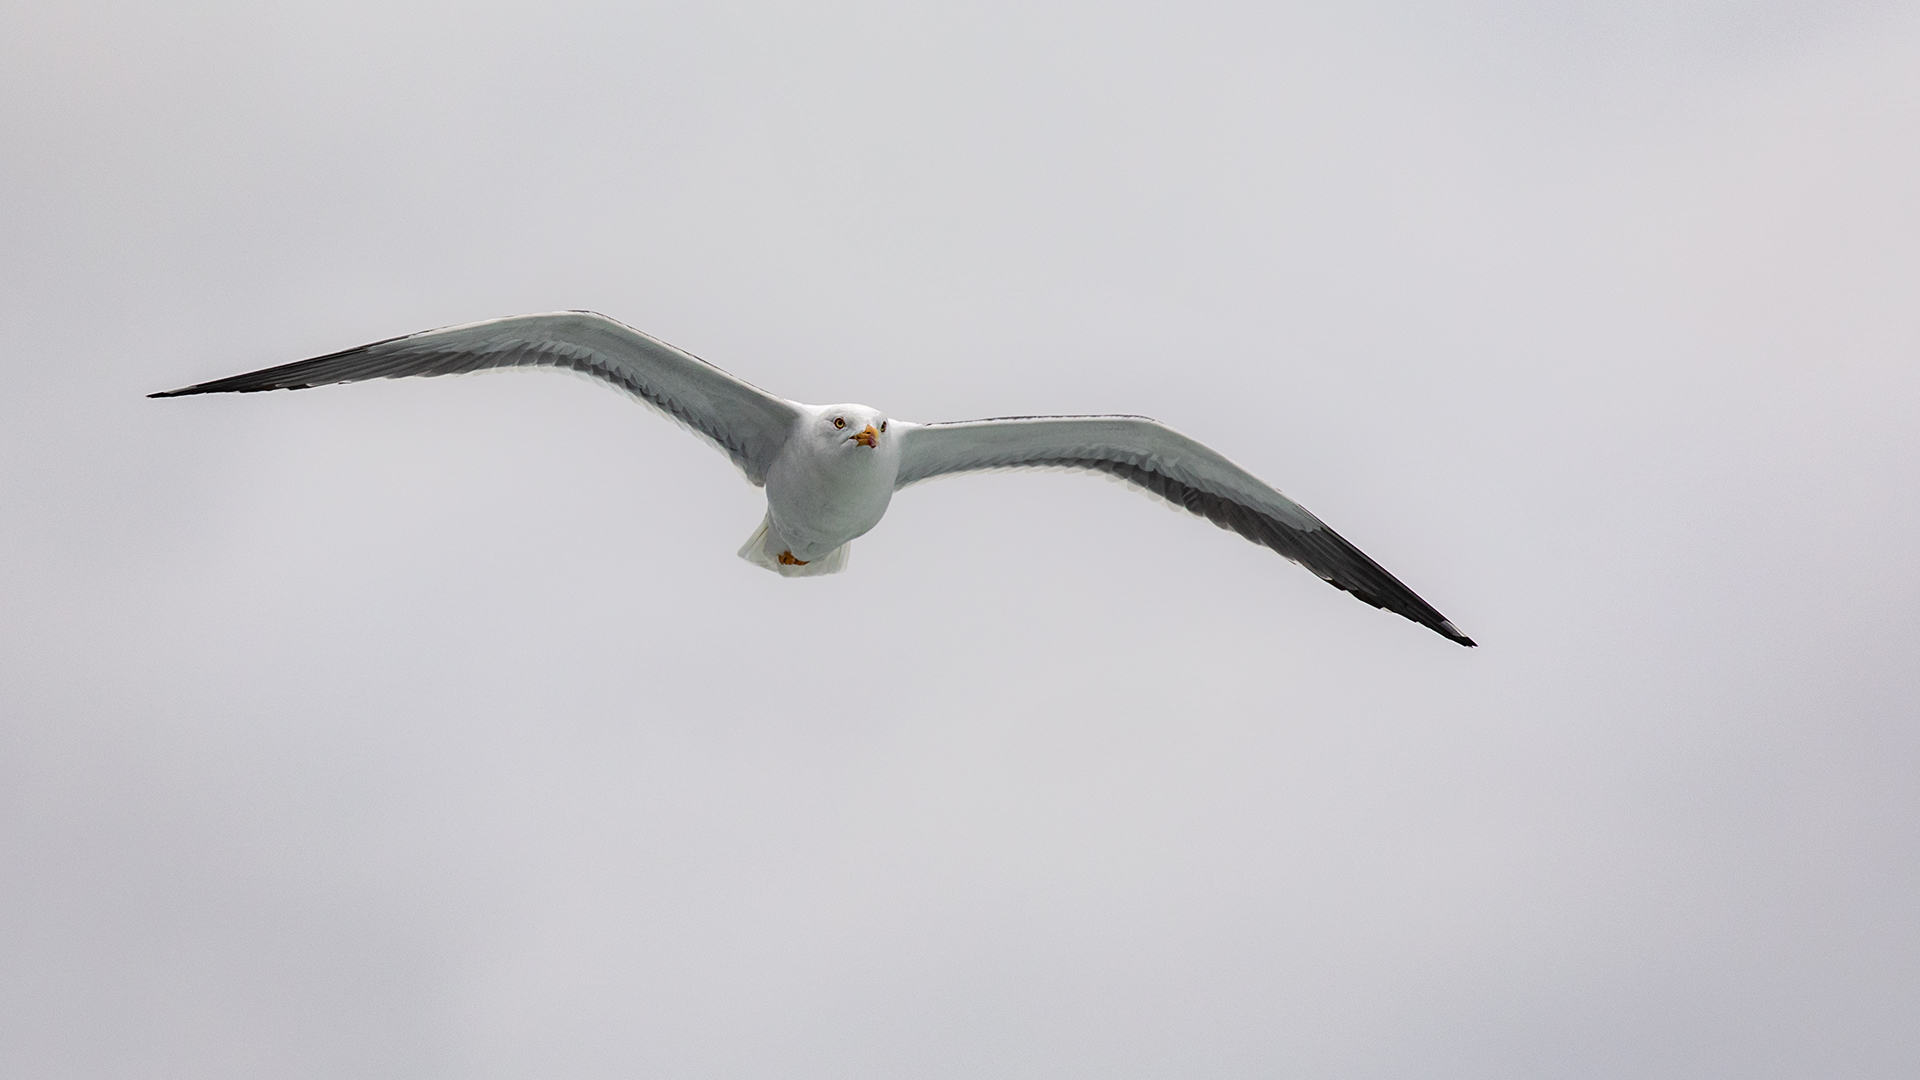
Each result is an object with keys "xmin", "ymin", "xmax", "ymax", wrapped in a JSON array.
[{"xmin": 813, "ymin": 405, "xmax": 890, "ymax": 453}]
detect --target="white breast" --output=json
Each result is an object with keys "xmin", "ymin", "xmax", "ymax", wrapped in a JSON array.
[{"xmin": 762, "ymin": 431, "xmax": 902, "ymax": 560}]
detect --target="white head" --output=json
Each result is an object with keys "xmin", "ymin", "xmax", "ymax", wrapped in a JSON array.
[{"xmin": 804, "ymin": 403, "xmax": 892, "ymax": 458}]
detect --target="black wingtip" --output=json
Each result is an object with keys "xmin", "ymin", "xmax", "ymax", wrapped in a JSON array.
[{"xmin": 149, "ymin": 387, "xmax": 196, "ymax": 398}]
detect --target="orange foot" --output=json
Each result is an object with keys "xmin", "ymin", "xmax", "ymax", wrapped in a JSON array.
[{"xmin": 778, "ymin": 550, "xmax": 809, "ymax": 566}]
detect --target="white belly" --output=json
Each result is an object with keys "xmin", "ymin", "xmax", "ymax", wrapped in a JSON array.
[{"xmin": 763, "ymin": 438, "xmax": 901, "ymax": 561}]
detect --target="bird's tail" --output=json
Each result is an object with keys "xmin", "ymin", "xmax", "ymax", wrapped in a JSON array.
[{"xmin": 737, "ymin": 514, "xmax": 851, "ymax": 577}]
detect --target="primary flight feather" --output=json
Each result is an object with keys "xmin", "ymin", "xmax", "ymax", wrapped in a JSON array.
[{"xmin": 153, "ymin": 311, "xmax": 1475, "ymax": 645}]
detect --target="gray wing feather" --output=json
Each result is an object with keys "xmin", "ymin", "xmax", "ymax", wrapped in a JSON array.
[
  {"xmin": 896, "ymin": 415, "xmax": 1474, "ymax": 646},
  {"xmin": 151, "ymin": 311, "xmax": 801, "ymax": 485}
]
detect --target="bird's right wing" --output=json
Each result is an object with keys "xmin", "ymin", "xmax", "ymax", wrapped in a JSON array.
[
  {"xmin": 151, "ymin": 311, "xmax": 802, "ymax": 486},
  {"xmin": 896, "ymin": 414, "xmax": 1473, "ymax": 645}
]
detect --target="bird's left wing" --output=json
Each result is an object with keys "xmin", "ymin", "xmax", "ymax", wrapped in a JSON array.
[
  {"xmin": 151, "ymin": 311, "xmax": 802, "ymax": 485},
  {"xmin": 895, "ymin": 414, "xmax": 1474, "ymax": 645}
]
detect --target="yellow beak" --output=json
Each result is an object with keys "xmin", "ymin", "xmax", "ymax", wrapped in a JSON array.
[{"xmin": 852, "ymin": 424, "xmax": 879, "ymax": 448}]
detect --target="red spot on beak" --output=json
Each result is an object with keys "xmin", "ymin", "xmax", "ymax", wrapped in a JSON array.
[{"xmin": 852, "ymin": 424, "xmax": 879, "ymax": 448}]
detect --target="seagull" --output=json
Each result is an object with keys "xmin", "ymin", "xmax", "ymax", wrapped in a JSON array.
[{"xmin": 153, "ymin": 311, "xmax": 1474, "ymax": 645}]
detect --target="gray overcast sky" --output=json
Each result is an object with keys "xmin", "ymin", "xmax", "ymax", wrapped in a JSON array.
[{"xmin": 3, "ymin": 1, "xmax": 1917, "ymax": 1077}]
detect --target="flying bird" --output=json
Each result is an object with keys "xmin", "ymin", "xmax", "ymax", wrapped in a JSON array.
[{"xmin": 153, "ymin": 311, "xmax": 1474, "ymax": 645}]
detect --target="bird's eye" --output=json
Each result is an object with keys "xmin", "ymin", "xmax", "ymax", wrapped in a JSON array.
[
  {"xmin": 880, "ymin": 421, "xmax": 887, "ymax": 432},
  {"xmin": 834, "ymin": 417, "xmax": 846, "ymax": 429}
]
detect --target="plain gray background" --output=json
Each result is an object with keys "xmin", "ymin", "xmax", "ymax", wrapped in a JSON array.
[{"xmin": 3, "ymin": 1, "xmax": 1917, "ymax": 1077}]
